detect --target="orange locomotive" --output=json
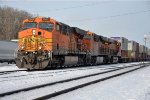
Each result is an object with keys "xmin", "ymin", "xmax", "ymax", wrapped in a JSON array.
[{"xmin": 15, "ymin": 17, "xmax": 121, "ymax": 69}]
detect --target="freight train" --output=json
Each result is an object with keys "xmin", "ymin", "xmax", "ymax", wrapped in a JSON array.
[{"xmin": 15, "ymin": 17, "xmax": 150, "ymax": 70}]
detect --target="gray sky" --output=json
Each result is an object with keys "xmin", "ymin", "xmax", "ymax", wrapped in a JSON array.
[{"xmin": 1, "ymin": 0, "xmax": 150, "ymax": 47}]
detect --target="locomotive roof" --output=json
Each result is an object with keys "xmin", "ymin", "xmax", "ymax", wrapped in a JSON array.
[
  {"xmin": 59, "ymin": 22, "xmax": 70, "ymax": 27},
  {"xmin": 71, "ymin": 27, "xmax": 87, "ymax": 36},
  {"xmin": 93, "ymin": 34, "xmax": 99, "ymax": 42},
  {"xmin": 99, "ymin": 36, "xmax": 116, "ymax": 43}
]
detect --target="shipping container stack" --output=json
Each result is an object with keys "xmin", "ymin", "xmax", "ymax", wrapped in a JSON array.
[
  {"xmin": 139, "ymin": 45, "xmax": 147, "ymax": 61},
  {"xmin": 148, "ymin": 49, "xmax": 150, "ymax": 60},
  {"xmin": 145, "ymin": 47, "xmax": 148, "ymax": 61},
  {"xmin": 139, "ymin": 45, "xmax": 144, "ymax": 61},
  {"xmin": 128, "ymin": 40, "xmax": 139, "ymax": 62}
]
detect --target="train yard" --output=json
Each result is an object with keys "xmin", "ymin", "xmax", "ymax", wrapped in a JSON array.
[
  {"xmin": 1, "ymin": 1, "xmax": 150, "ymax": 100},
  {"xmin": 0, "ymin": 16, "xmax": 150, "ymax": 100},
  {"xmin": 0, "ymin": 7, "xmax": 150, "ymax": 100},
  {"xmin": 0, "ymin": 62, "xmax": 150, "ymax": 100}
]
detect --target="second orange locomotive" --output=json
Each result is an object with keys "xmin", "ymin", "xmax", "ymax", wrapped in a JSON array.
[{"xmin": 15, "ymin": 17, "xmax": 120, "ymax": 69}]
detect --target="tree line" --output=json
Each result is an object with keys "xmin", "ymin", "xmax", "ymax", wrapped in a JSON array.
[{"xmin": 0, "ymin": 6, "xmax": 32, "ymax": 40}]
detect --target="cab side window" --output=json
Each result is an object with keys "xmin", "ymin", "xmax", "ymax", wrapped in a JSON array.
[
  {"xmin": 56, "ymin": 24, "xmax": 60, "ymax": 32},
  {"xmin": 61, "ymin": 25, "xmax": 67, "ymax": 35}
]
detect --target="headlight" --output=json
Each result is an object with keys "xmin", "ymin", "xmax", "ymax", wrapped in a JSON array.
[
  {"xmin": 21, "ymin": 46, "xmax": 24, "ymax": 49},
  {"xmin": 32, "ymin": 29, "xmax": 36, "ymax": 35},
  {"xmin": 38, "ymin": 46, "xmax": 42, "ymax": 50}
]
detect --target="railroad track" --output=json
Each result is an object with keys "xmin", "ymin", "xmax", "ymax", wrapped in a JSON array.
[
  {"xmin": 0, "ymin": 64, "xmax": 112, "ymax": 76},
  {"xmin": 0, "ymin": 63, "xmax": 120, "ymax": 75},
  {"xmin": 0, "ymin": 64, "xmax": 141, "ymax": 82},
  {"xmin": 0, "ymin": 63, "xmax": 139, "ymax": 82},
  {"xmin": 0, "ymin": 63, "xmax": 149, "ymax": 100},
  {"xmin": 0, "ymin": 70, "xmax": 27, "ymax": 75},
  {"xmin": 0, "ymin": 62, "xmax": 137, "ymax": 76},
  {"xmin": 0, "ymin": 62, "xmax": 141, "ymax": 77}
]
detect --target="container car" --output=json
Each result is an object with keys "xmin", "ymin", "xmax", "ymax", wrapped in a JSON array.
[
  {"xmin": 128, "ymin": 41, "xmax": 139, "ymax": 61},
  {"xmin": 0, "ymin": 40, "xmax": 17, "ymax": 63}
]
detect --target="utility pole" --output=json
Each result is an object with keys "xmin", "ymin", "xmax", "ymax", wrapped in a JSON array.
[
  {"xmin": 144, "ymin": 37, "xmax": 147, "ymax": 61},
  {"xmin": 144, "ymin": 34, "xmax": 150, "ymax": 62}
]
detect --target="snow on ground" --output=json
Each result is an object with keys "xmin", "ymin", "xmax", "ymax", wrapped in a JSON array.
[
  {"xmin": 0, "ymin": 63, "xmax": 21, "ymax": 71},
  {"xmin": 0, "ymin": 62, "xmax": 149, "ymax": 100},
  {"xmin": 50, "ymin": 63, "xmax": 150, "ymax": 100},
  {"xmin": 0, "ymin": 62, "xmax": 145, "ymax": 72},
  {"xmin": 0, "ymin": 64, "xmax": 141, "ymax": 100},
  {"xmin": 0, "ymin": 64, "xmax": 117, "ymax": 94},
  {"xmin": 0, "ymin": 62, "xmax": 143, "ymax": 94}
]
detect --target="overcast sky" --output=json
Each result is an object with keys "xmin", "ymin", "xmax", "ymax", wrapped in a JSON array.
[{"xmin": 1, "ymin": 0, "xmax": 150, "ymax": 47}]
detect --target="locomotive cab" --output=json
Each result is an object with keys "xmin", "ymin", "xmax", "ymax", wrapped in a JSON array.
[{"xmin": 16, "ymin": 17, "xmax": 62, "ymax": 69}]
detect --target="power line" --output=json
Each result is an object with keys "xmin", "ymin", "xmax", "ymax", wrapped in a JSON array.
[
  {"xmin": 31, "ymin": 2, "xmax": 111, "ymax": 13},
  {"xmin": 0, "ymin": 9, "xmax": 150, "ymax": 22},
  {"xmin": 66, "ymin": 9, "xmax": 150, "ymax": 22}
]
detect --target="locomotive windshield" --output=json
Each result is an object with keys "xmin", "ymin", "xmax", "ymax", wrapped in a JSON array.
[
  {"xmin": 39, "ymin": 22, "xmax": 54, "ymax": 32},
  {"xmin": 23, "ymin": 22, "xmax": 37, "ymax": 29}
]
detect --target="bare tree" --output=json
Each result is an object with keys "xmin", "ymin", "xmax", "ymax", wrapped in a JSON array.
[{"xmin": 0, "ymin": 6, "xmax": 32, "ymax": 40}]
